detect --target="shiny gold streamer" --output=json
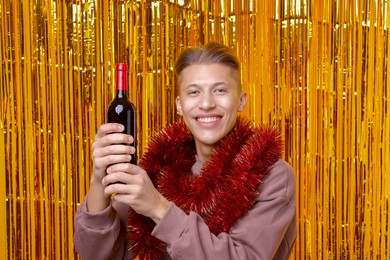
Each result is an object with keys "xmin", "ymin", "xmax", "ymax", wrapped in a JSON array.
[{"xmin": 0, "ymin": 0, "xmax": 389, "ymax": 259}]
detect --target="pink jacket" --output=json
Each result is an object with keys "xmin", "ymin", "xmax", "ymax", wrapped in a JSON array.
[{"xmin": 74, "ymin": 159, "xmax": 296, "ymax": 259}]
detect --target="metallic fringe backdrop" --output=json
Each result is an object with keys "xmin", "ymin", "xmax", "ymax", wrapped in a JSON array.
[{"xmin": 0, "ymin": 0, "xmax": 389, "ymax": 259}]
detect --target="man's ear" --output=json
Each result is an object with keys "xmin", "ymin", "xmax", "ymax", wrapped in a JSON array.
[
  {"xmin": 176, "ymin": 96, "xmax": 183, "ymax": 115},
  {"xmin": 238, "ymin": 92, "xmax": 247, "ymax": 112}
]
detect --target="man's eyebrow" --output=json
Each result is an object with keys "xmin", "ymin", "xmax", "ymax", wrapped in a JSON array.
[
  {"xmin": 182, "ymin": 81, "xmax": 230, "ymax": 90},
  {"xmin": 212, "ymin": 81, "xmax": 228, "ymax": 87},
  {"xmin": 183, "ymin": 84, "xmax": 200, "ymax": 89}
]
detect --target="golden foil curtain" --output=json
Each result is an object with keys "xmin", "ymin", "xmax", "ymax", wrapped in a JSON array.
[{"xmin": 0, "ymin": 0, "xmax": 389, "ymax": 259}]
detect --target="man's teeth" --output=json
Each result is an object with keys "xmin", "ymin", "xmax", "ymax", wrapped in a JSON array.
[{"xmin": 197, "ymin": 117, "xmax": 219, "ymax": 123}]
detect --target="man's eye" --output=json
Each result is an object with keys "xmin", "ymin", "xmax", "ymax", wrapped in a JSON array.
[
  {"xmin": 214, "ymin": 88, "xmax": 227, "ymax": 94},
  {"xmin": 187, "ymin": 90, "xmax": 199, "ymax": 95}
]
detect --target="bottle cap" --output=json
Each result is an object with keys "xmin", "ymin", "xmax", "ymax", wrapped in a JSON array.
[{"xmin": 116, "ymin": 63, "xmax": 128, "ymax": 90}]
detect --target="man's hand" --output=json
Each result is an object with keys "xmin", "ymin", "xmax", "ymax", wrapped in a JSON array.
[
  {"xmin": 103, "ymin": 163, "xmax": 170, "ymax": 223},
  {"xmin": 87, "ymin": 123, "xmax": 136, "ymax": 213}
]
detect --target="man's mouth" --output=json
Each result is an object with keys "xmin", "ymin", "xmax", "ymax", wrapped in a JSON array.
[{"xmin": 196, "ymin": 117, "xmax": 220, "ymax": 123}]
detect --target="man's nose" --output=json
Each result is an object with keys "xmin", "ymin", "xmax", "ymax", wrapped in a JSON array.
[{"xmin": 199, "ymin": 92, "xmax": 216, "ymax": 110}]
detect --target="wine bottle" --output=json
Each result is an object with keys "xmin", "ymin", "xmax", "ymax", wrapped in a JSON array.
[{"xmin": 106, "ymin": 63, "xmax": 137, "ymax": 164}]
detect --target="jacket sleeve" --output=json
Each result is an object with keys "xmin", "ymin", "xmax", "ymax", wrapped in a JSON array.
[
  {"xmin": 73, "ymin": 195, "xmax": 133, "ymax": 260},
  {"xmin": 151, "ymin": 159, "xmax": 297, "ymax": 260}
]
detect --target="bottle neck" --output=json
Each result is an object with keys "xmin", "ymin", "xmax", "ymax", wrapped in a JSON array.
[{"xmin": 116, "ymin": 89, "xmax": 128, "ymax": 98}]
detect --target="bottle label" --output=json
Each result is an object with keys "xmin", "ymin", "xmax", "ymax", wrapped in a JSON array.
[{"xmin": 115, "ymin": 105, "xmax": 123, "ymax": 115}]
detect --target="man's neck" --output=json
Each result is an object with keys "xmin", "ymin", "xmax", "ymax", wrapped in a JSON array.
[{"xmin": 195, "ymin": 141, "xmax": 214, "ymax": 162}]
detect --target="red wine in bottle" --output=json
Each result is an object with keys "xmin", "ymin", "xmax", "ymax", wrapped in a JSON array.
[{"xmin": 106, "ymin": 63, "xmax": 137, "ymax": 164}]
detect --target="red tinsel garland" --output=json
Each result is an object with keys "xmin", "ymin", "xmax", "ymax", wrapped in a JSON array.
[{"xmin": 127, "ymin": 117, "xmax": 283, "ymax": 259}]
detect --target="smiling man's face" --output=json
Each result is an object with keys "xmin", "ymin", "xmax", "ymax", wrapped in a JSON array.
[{"xmin": 176, "ymin": 63, "xmax": 247, "ymax": 160}]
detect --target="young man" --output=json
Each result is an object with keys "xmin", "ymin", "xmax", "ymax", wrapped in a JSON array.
[{"xmin": 74, "ymin": 42, "xmax": 297, "ymax": 259}]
